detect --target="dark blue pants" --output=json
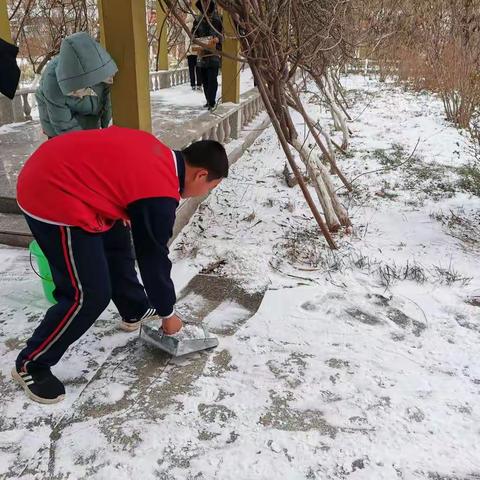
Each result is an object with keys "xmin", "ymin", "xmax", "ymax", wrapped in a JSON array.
[
  {"xmin": 187, "ymin": 54, "xmax": 202, "ymax": 87},
  {"xmin": 17, "ymin": 216, "xmax": 149, "ymax": 371},
  {"xmin": 201, "ymin": 65, "xmax": 219, "ymax": 108}
]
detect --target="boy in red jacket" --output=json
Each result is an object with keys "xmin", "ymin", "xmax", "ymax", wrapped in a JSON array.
[{"xmin": 12, "ymin": 125, "xmax": 228, "ymax": 404}]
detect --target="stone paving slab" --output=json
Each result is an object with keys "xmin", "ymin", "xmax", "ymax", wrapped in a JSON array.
[
  {"xmin": 0, "ymin": 213, "xmax": 32, "ymax": 247},
  {"xmin": 1, "ymin": 274, "xmax": 266, "ymax": 479}
]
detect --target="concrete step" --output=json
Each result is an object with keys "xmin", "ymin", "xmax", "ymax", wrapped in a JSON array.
[
  {"xmin": 0, "ymin": 196, "xmax": 21, "ymax": 214},
  {"xmin": 0, "ymin": 213, "xmax": 32, "ymax": 248}
]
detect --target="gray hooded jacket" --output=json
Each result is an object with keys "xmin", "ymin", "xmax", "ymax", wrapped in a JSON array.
[{"xmin": 36, "ymin": 32, "xmax": 118, "ymax": 137}]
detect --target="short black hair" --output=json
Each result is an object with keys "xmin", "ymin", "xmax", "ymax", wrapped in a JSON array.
[{"xmin": 182, "ymin": 140, "xmax": 229, "ymax": 180}]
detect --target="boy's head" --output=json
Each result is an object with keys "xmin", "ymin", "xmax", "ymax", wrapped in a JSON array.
[{"xmin": 181, "ymin": 140, "xmax": 228, "ymax": 198}]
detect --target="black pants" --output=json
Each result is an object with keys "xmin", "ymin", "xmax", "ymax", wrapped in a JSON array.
[
  {"xmin": 201, "ymin": 65, "xmax": 219, "ymax": 108},
  {"xmin": 187, "ymin": 55, "xmax": 202, "ymax": 87},
  {"xmin": 17, "ymin": 216, "xmax": 149, "ymax": 371}
]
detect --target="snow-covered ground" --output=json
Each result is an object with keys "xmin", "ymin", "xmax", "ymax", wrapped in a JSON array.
[
  {"xmin": 1, "ymin": 75, "xmax": 479, "ymax": 479},
  {"xmin": 166, "ymin": 74, "xmax": 480, "ymax": 479},
  {"xmin": 151, "ymin": 66, "xmax": 254, "ymax": 124}
]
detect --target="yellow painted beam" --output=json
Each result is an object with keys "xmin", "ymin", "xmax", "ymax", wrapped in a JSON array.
[
  {"xmin": 221, "ymin": 11, "xmax": 240, "ymax": 104},
  {"xmin": 157, "ymin": 0, "xmax": 169, "ymax": 70},
  {"xmin": 0, "ymin": 0, "xmax": 12, "ymax": 43},
  {"xmin": 100, "ymin": 0, "xmax": 151, "ymax": 132}
]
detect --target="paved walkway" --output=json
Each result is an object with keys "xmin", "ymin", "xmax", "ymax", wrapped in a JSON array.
[
  {"xmin": 0, "ymin": 69, "xmax": 273, "ymax": 479},
  {"xmin": 0, "ymin": 248, "xmax": 266, "ymax": 478},
  {"xmin": 0, "ymin": 69, "xmax": 255, "ymax": 204}
]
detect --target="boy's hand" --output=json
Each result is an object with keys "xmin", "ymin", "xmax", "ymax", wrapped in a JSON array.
[{"xmin": 162, "ymin": 314, "xmax": 183, "ymax": 335}]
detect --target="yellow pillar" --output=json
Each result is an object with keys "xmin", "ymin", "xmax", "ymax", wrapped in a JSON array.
[
  {"xmin": 157, "ymin": 1, "xmax": 169, "ymax": 70},
  {"xmin": 221, "ymin": 12, "xmax": 240, "ymax": 104},
  {"xmin": 99, "ymin": 0, "xmax": 151, "ymax": 132},
  {"xmin": 0, "ymin": 0, "xmax": 12, "ymax": 43}
]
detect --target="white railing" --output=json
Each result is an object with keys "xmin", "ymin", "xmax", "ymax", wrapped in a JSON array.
[
  {"xmin": 177, "ymin": 87, "xmax": 265, "ymax": 148},
  {"xmin": 0, "ymin": 69, "xmax": 191, "ymax": 126},
  {"xmin": 15, "ymin": 88, "xmax": 36, "ymax": 121},
  {"xmin": 0, "ymin": 87, "xmax": 36, "ymax": 125},
  {"xmin": 150, "ymin": 67, "xmax": 190, "ymax": 91},
  {"xmin": 344, "ymin": 58, "xmax": 394, "ymax": 74}
]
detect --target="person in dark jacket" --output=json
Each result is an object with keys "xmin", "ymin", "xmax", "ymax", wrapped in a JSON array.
[
  {"xmin": 0, "ymin": 37, "xmax": 21, "ymax": 99},
  {"xmin": 36, "ymin": 32, "xmax": 117, "ymax": 138},
  {"xmin": 194, "ymin": 0, "xmax": 223, "ymax": 110},
  {"xmin": 186, "ymin": 10, "xmax": 202, "ymax": 90},
  {"xmin": 12, "ymin": 126, "xmax": 228, "ymax": 404}
]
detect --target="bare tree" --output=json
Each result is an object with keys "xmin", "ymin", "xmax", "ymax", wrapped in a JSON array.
[
  {"xmin": 355, "ymin": 0, "xmax": 480, "ymax": 129},
  {"xmin": 8, "ymin": 0, "xmax": 98, "ymax": 79},
  {"xmin": 164, "ymin": 0, "xmax": 358, "ymax": 247}
]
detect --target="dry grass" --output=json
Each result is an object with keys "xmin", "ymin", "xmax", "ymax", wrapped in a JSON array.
[{"xmin": 276, "ymin": 225, "xmax": 473, "ymax": 288}]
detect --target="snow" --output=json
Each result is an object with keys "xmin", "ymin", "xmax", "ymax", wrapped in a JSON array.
[
  {"xmin": 170, "ymin": 324, "xmax": 206, "ymax": 341},
  {"xmin": 143, "ymin": 320, "xmax": 207, "ymax": 341},
  {"xmin": 203, "ymin": 300, "xmax": 251, "ymax": 331},
  {"xmin": 0, "ymin": 122, "xmax": 29, "ymax": 134},
  {"xmin": 166, "ymin": 74, "xmax": 480, "ymax": 478},
  {"xmin": 1, "ymin": 74, "xmax": 480, "ymax": 479},
  {"xmin": 151, "ymin": 67, "xmax": 254, "ymax": 124}
]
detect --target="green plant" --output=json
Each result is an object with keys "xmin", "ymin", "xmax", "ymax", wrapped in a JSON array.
[{"xmin": 457, "ymin": 161, "xmax": 480, "ymax": 197}]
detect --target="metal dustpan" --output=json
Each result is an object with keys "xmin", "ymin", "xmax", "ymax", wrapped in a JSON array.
[
  {"xmin": 138, "ymin": 273, "xmax": 265, "ymax": 357},
  {"xmin": 140, "ymin": 320, "xmax": 219, "ymax": 357}
]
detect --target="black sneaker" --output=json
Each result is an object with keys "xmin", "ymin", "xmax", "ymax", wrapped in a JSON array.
[
  {"xmin": 11, "ymin": 365, "xmax": 65, "ymax": 404},
  {"xmin": 119, "ymin": 307, "xmax": 158, "ymax": 332},
  {"xmin": 119, "ymin": 318, "xmax": 142, "ymax": 332}
]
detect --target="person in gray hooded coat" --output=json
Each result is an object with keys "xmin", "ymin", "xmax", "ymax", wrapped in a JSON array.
[{"xmin": 36, "ymin": 32, "xmax": 118, "ymax": 138}]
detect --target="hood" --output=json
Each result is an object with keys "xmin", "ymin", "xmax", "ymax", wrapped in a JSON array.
[{"xmin": 55, "ymin": 32, "xmax": 118, "ymax": 95}]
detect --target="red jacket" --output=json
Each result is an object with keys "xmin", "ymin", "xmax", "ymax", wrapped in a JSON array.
[{"xmin": 17, "ymin": 126, "xmax": 181, "ymax": 232}]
